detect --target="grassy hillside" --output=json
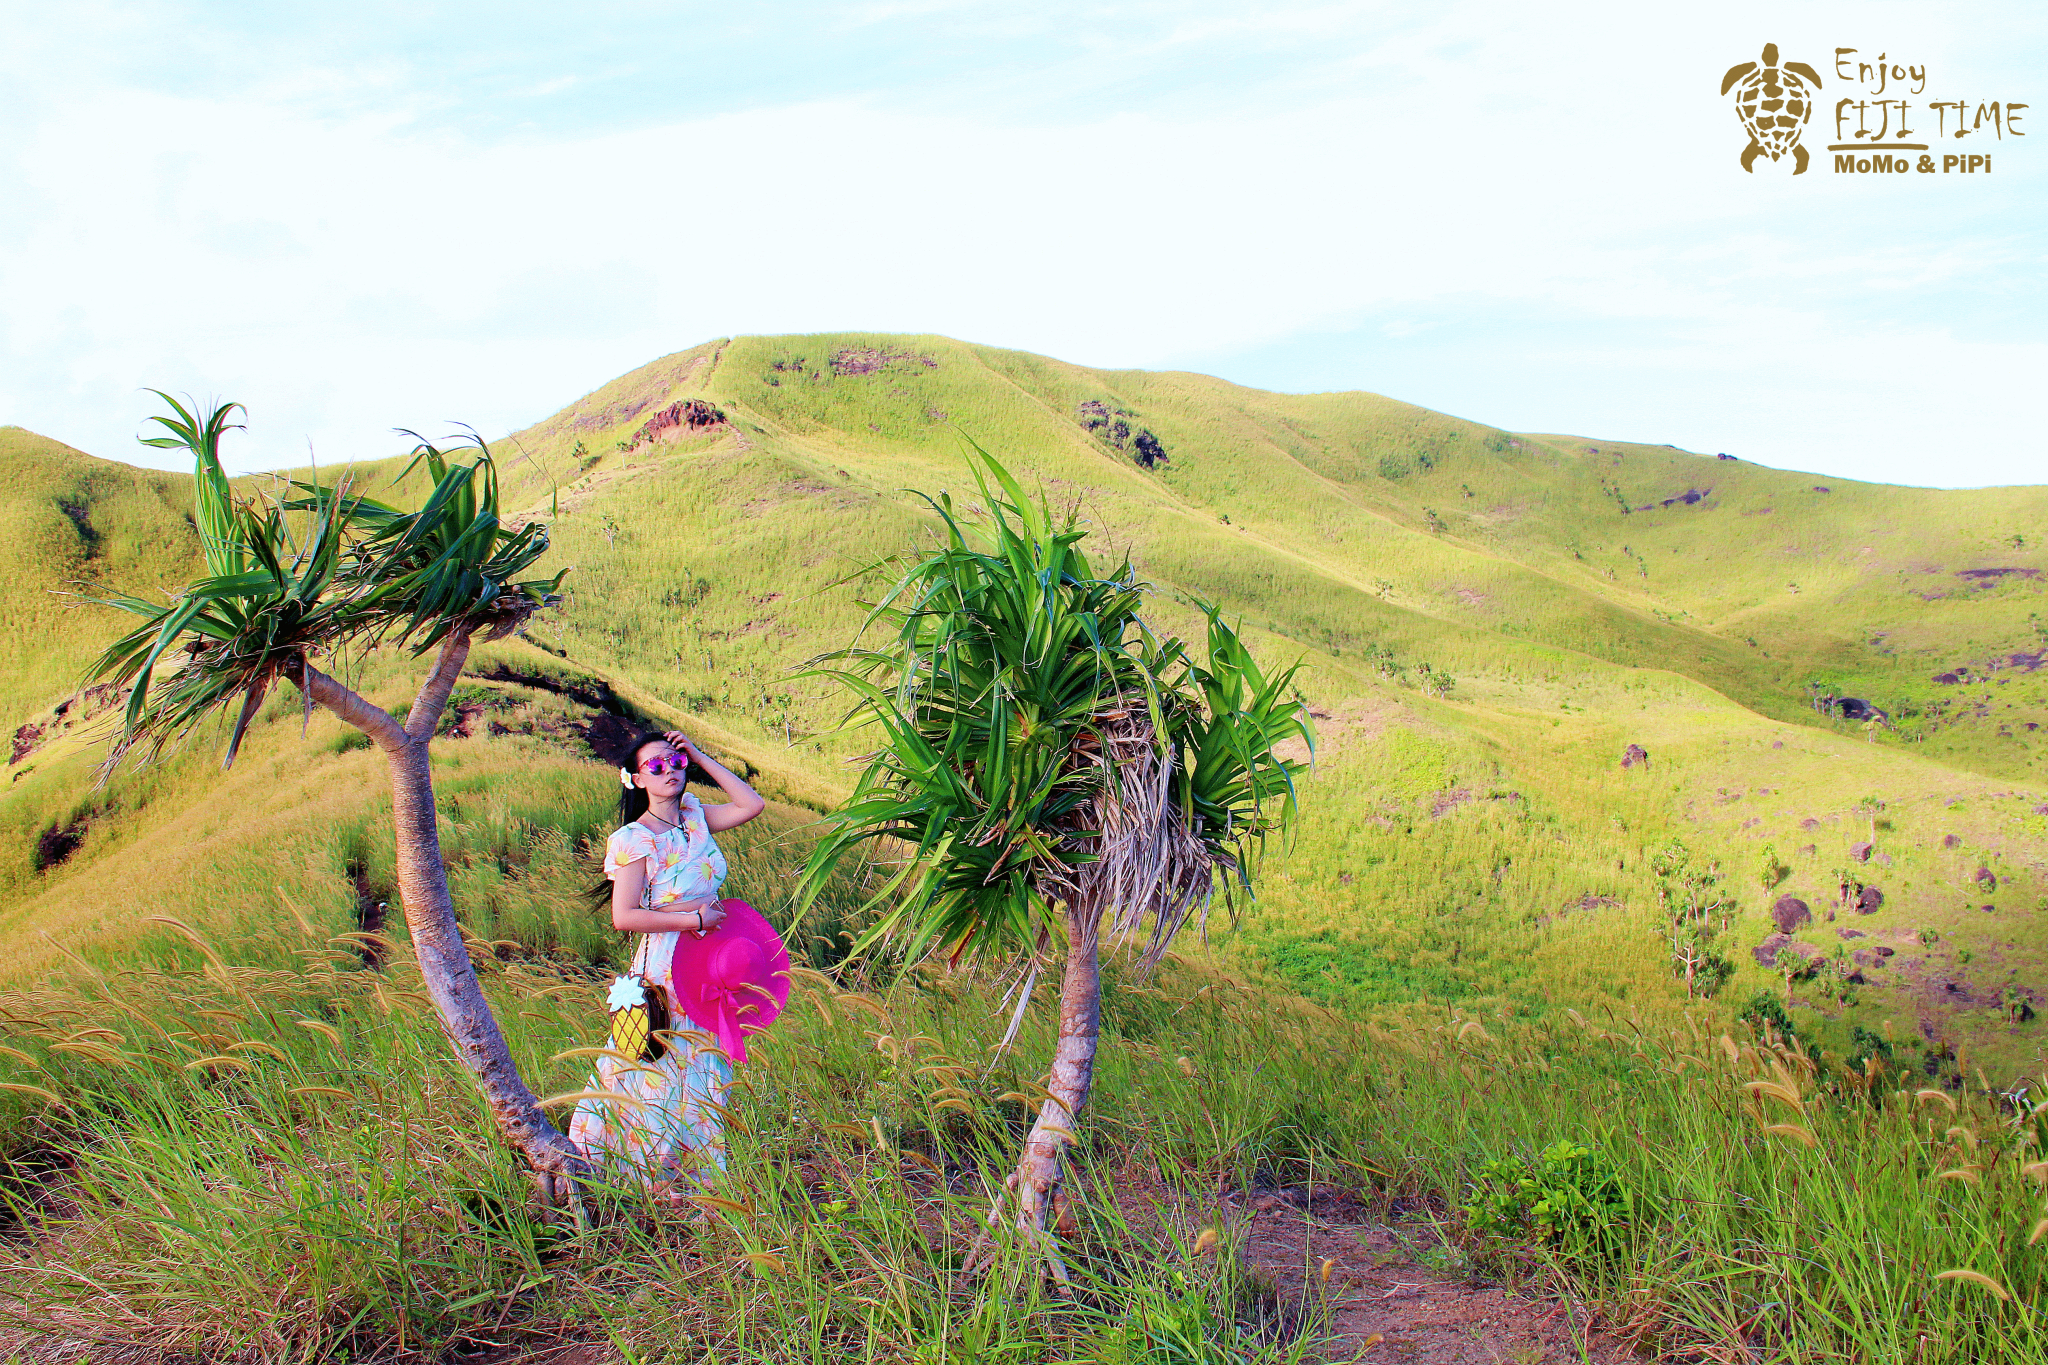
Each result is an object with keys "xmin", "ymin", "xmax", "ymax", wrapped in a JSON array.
[
  {"xmin": 0, "ymin": 427, "xmax": 202, "ymax": 728},
  {"xmin": 5, "ymin": 334, "xmax": 2046, "ymax": 1076},
  {"xmin": 6, "ymin": 337, "xmax": 2048, "ymax": 1360}
]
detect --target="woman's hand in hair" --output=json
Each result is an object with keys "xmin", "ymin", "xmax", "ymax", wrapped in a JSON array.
[{"xmin": 666, "ymin": 731, "xmax": 768, "ymax": 833}]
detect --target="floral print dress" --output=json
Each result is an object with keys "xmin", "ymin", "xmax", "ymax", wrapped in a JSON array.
[{"xmin": 568, "ymin": 795, "xmax": 734, "ymax": 1189}]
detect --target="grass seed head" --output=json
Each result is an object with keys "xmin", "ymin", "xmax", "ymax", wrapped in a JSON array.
[{"xmin": 1933, "ymin": 1268, "xmax": 2012, "ymax": 1301}]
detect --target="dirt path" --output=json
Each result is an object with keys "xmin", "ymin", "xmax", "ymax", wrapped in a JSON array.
[{"xmin": 1225, "ymin": 1187, "xmax": 1636, "ymax": 1364}]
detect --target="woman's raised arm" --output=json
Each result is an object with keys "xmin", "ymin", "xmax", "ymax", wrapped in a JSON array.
[{"xmin": 669, "ymin": 731, "xmax": 766, "ymax": 832}]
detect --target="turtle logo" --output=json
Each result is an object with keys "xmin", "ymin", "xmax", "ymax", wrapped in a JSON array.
[{"xmin": 1721, "ymin": 43, "xmax": 1824, "ymax": 173}]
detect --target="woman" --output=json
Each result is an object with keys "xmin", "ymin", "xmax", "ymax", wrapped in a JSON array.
[{"xmin": 569, "ymin": 729, "xmax": 766, "ymax": 1193}]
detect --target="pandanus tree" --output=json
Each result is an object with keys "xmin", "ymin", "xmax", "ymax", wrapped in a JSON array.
[
  {"xmin": 86, "ymin": 394, "xmax": 590, "ymax": 1197},
  {"xmin": 796, "ymin": 451, "xmax": 1312, "ymax": 1276}
]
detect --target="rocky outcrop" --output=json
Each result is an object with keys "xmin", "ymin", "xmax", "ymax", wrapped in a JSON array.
[
  {"xmin": 1754, "ymin": 935, "xmax": 1824, "ymax": 971},
  {"xmin": 830, "ymin": 347, "xmax": 937, "ymax": 377},
  {"xmin": 1077, "ymin": 401, "xmax": 1169, "ymax": 469},
  {"xmin": 1771, "ymin": 896, "xmax": 1812, "ymax": 934},
  {"xmin": 33, "ymin": 817, "xmax": 88, "ymax": 871},
  {"xmin": 630, "ymin": 399, "xmax": 726, "ymax": 449}
]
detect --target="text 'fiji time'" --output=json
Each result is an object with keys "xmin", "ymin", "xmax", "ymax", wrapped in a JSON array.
[{"xmin": 1831, "ymin": 48, "xmax": 2026, "ymax": 163}]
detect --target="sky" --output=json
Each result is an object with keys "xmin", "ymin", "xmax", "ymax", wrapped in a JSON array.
[{"xmin": 2, "ymin": 1, "xmax": 2042, "ymax": 487}]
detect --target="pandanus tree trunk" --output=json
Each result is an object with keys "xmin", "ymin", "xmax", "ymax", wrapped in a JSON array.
[
  {"xmin": 1009, "ymin": 899, "xmax": 1104, "ymax": 1279},
  {"xmin": 290, "ymin": 631, "xmax": 590, "ymax": 1197},
  {"xmin": 989, "ymin": 716, "xmax": 1201, "ymax": 1281}
]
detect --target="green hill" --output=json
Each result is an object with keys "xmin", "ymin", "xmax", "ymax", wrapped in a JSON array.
[
  {"xmin": 4, "ymin": 334, "xmax": 2045, "ymax": 1077},
  {"xmin": 0, "ymin": 426, "xmax": 203, "ymax": 727}
]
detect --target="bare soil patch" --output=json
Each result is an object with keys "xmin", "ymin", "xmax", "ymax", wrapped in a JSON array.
[
  {"xmin": 10, "ymin": 683, "xmax": 123, "ymax": 769},
  {"xmin": 1232, "ymin": 1195, "xmax": 1634, "ymax": 1364}
]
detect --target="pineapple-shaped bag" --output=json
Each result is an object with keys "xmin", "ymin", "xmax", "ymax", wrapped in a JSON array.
[{"xmin": 606, "ymin": 937, "xmax": 670, "ymax": 1061}]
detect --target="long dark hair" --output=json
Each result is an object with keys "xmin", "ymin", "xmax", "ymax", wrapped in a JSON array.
[
  {"xmin": 590, "ymin": 730, "xmax": 696, "ymax": 911},
  {"xmin": 613, "ymin": 730, "xmax": 675, "ymax": 827}
]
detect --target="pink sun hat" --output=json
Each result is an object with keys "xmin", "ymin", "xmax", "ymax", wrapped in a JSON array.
[{"xmin": 668, "ymin": 899, "xmax": 792, "ymax": 1064}]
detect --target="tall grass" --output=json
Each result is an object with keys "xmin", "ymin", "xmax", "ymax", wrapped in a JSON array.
[
  {"xmin": 0, "ymin": 924, "xmax": 1347, "ymax": 1360},
  {"xmin": 4, "ymin": 917, "xmax": 2044, "ymax": 1360}
]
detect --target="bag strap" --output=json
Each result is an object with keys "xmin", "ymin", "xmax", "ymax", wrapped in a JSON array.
[{"xmin": 630, "ymin": 822, "xmax": 662, "ymax": 973}]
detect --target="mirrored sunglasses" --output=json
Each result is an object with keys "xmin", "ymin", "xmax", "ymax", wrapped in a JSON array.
[{"xmin": 641, "ymin": 755, "xmax": 688, "ymax": 776}]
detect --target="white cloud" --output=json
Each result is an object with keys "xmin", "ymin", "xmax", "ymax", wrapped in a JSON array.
[{"xmin": 0, "ymin": 0, "xmax": 2040, "ymax": 484}]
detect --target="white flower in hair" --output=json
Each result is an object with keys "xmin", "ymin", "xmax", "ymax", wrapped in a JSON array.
[
  {"xmin": 607, "ymin": 975, "xmax": 646, "ymax": 1011},
  {"xmin": 620, "ymin": 767, "xmax": 634, "ymax": 788}
]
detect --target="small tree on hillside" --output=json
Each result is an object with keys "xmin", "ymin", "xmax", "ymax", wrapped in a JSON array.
[
  {"xmin": 1756, "ymin": 842, "xmax": 1788, "ymax": 895},
  {"xmin": 1650, "ymin": 839, "xmax": 1733, "ymax": 998},
  {"xmin": 796, "ymin": 450, "xmax": 1311, "ymax": 1280},
  {"xmin": 85, "ymin": 394, "xmax": 588, "ymax": 1200}
]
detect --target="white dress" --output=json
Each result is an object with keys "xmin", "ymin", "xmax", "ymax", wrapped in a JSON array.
[{"xmin": 568, "ymin": 796, "xmax": 734, "ymax": 1189}]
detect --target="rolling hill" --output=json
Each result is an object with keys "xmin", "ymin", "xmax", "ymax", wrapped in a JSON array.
[{"xmin": 4, "ymin": 333, "xmax": 2045, "ymax": 1077}]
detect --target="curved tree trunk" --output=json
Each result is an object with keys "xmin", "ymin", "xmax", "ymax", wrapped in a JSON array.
[
  {"xmin": 385, "ymin": 735, "xmax": 589, "ymax": 1184},
  {"xmin": 1009, "ymin": 899, "xmax": 1102, "ymax": 1283},
  {"xmin": 293, "ymin": 638, "xmax": 590, "ymax": 1194}
]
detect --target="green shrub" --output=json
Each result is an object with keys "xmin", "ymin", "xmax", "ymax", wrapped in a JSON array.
[
  {"xmin": 1739, "ymin": 991, "xmax": 1798, "ymax": 1042},
  {"xmin": 1073, "ymin": 1272, "xmax": 1233, "ymax": 1365},
  {"xmin": 1847, "ymin": 1024, "xmax": 1896, "ymax": 1072},
  {"xmin": 1462, "ymin": 1139, "xmax": 1644, "ymax": 1261},
  {"xmin": 329, "ymin": 728, "xmax": 373, "ymax": 755}
]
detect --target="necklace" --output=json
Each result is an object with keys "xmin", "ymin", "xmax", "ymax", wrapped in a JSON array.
[{"xmin": 641, "ymin": 808, "xmax": 680, "ymax": 833}]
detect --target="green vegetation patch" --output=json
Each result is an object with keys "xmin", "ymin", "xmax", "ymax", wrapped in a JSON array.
[{"xmin": 1261, "ymin": 930, "xmax": 1471, "ymax": 1006}]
